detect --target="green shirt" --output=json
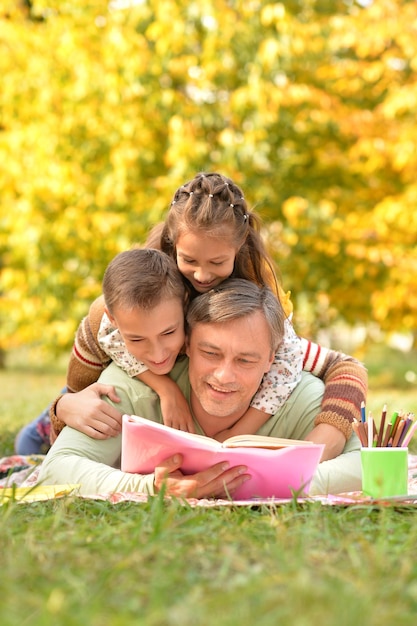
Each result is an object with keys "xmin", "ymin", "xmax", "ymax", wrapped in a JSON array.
[{"xmin": 39, "ymin": 361, "xmax": 361, "ymax": 496}]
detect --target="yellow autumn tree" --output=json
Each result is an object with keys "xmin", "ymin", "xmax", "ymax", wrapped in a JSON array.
[{"xmin": 0, "ymin": 0, "xmax": 416, "ymax": 359}]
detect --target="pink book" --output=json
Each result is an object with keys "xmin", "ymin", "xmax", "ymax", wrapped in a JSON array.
[{"xmin": 121, "ymin": 414, "xmax": 324, "ymax": 500}]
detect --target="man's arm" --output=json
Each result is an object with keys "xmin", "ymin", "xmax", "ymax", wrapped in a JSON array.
[
  {"xmin": 38, "ymin": 425, "xmax": 156, "ymax": 494},
  {"xmin": 44, "ymin": 359, "xmax": 251, "ymax": 497},
  {"xmin": 41, "ymin": 414, "xmax": 249, "ymax": 498}
]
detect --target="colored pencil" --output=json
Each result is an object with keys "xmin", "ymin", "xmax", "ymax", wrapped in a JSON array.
[
  {"xmin": 376, "ymin": 404, "xmax": 387, "ymax": 447},
  {"xmin": 392, "ymin": 419, "xmax": 405, "ymax": 447},
  {"xmin": 353, "ymin": 419, "xmax": 367, "ymax": 447},
  {"xmin": 382, "ymin": 423, "xmax": 392, "ymax": 448},
  {"xmin": 401, "ymin": 420, "xmax": 417, "ymax": 448},
  {"xmin": 357, "ymin": 404, "xmax": 416, "ymax": 448},
  {"xmin": 389, "ymin": 412, "xmax": 400, "ymax": 442},
  {"xmin": 367, "ymin": 412, "xmax": 374, "ymax": 448}
]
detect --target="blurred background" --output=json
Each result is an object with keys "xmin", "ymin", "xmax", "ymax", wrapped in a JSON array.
[{"xmin": 1, "ymin": 1, "xmax": 416, "ymax": 422}]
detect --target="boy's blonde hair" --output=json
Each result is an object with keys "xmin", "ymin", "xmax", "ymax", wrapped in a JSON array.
[{"xmin": 103, "ymin": 248, "xmax": 185, "ymax": 315}]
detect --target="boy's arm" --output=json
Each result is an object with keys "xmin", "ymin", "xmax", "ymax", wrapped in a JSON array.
[
  {"xmin": 97, "ymin": 312, "xmax": 195, "ymax": 432},
  {"xmin": 137, "ymin": 370, "xmax": 195, "ymax": 433}
]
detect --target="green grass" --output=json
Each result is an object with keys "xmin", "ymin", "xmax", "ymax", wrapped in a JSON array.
[
  {"xmin": 0, "ymin": 369, "xmax": 65, "ymax": 454},
  {"xmin": 1, "ymin": 496, "xmax": 417, "ymax": 624},
  {"xmin": 1, "ymin": 346, "xmax": 417, "ymax": 625}
]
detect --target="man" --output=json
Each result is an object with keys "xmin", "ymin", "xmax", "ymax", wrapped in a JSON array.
[{"xmin": 38, "ymin": 279, "xmax": 362, "ymax": 497}]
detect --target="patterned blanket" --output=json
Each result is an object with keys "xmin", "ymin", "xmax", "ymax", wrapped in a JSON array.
[{"xmin": 1, "ymin": 454, "xmax": 417, "ymax": 507}]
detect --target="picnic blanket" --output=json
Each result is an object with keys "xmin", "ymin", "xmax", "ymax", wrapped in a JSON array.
[{"xmin": 2, "ymin": 454, "xmax": 417, "ymax": 507}]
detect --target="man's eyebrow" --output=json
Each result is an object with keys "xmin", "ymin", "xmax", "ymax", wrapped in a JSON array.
[{"xmin": 196, "ymin": 341, "xmax": 262, "ymax": 358}]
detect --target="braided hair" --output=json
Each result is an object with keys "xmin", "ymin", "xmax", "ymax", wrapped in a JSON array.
[{"xmin": 146, "ymin": 172, "xmax": 279, "ymax": 296}]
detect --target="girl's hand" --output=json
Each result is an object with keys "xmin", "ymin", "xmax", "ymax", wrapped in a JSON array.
[
  {"xmin": 55, "ymin": 383, "xmax": 123, "ymax": 439},
  {"xmin": 304, "ymin": 423, "xmax": 346, "ymax": 461}
]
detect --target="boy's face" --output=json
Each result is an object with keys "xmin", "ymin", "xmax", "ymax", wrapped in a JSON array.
[{"xmin": 107, "ymin": 297, "xmax": 185, "ymax": 376}]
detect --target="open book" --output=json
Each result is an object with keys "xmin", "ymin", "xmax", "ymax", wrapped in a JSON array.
[{"xmin": 121, "ymin": 415, "xmax": 324, "ymax": 500}]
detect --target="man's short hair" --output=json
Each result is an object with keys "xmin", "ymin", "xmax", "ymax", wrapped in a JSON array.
[
  {"xmin": 103, "ymin": 248, "xmax": 185, "ymax": 315},
  {"xmin": 186, "ymin": 278, "xmax": 285, "ymax": 352}
]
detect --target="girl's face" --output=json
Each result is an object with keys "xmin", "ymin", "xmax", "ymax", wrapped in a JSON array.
[{"xmin": 176, "ymin": 229, "xmax": 238, "ymax": 293}]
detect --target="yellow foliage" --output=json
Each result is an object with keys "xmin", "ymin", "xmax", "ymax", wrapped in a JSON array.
[
  {"xmin": 1, "ymin": 0, "xmax": 417, "ymax": 353},
  {"xmin": 260, "ymin": 3, "xmax": 286, "ymax": 27},
  {"xmin": 282, "ymin": 197, "xmax": 308, "ymax": 226}
]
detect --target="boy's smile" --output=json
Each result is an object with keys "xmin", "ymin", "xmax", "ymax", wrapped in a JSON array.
[{"xmin": 107, "ymin": 297, "xmax": 185, "ymax": 376}]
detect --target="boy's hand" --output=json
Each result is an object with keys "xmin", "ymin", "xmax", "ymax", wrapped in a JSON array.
[{"xmin": 160, "ymin": 386, "xmax": 196, "ymax": 433}]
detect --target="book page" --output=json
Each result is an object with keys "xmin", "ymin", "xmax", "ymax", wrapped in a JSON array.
[{"xmin": 222, "ymin": 434, "xmax": 314, "ymax": 449}]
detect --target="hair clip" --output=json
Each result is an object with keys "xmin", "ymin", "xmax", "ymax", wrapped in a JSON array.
[
  {"xmin": 243, "ymin": 213, "xmax": 248, "ymax": 221},
  {"xmin": 209, "ymin": 194, "xmax": 213, "ymax": 198},
  {"xmin": 230, "ymin": 203, "xmax": 234, "ymax": 208}
]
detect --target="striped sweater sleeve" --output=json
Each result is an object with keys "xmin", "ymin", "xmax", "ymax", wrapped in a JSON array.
[
  {"xmin": 50, "ymin": 296, "xmax": 111, "ymax": 435},
  {"xmin": 301, "ymin": 338, "xmax": 368, "ymax": 440},
  {"xmin": 66, "ymin": 295, "xmax": 111, "ymax": 393}
]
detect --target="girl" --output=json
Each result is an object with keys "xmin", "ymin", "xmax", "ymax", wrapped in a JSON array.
[
  {"xmin": 94, "ymin": 172, "xmax": 304, "ymax": 441},
  {"xmin": 18, "ymin": 173, "xmax": 367, "ymax": 456}
]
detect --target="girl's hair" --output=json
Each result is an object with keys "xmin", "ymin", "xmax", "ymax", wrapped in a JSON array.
[
  {"xmin": 103, "ymin": 248, "xmax": 185, "ymax": 315},
  {"xmin": 186, "ymin": 278, "xmax": 284, "ymax": 353},
  {"xmin": 145, "ymin": 172, "xmax": 279, "ymax": 294}
]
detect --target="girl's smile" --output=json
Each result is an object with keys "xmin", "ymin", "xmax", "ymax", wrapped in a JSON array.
[{"xmin": 175, "ymin": 230, "xmax": 238, "ymax": 293}]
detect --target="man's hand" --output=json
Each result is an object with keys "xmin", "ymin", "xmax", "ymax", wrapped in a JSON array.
[
  {"xmin": 56, "ymin": 383, "xmax": 123, "ymax": 439},
  {"xmin": 154, "ymin": 454, "xmax": 250, "ymax": 499},
  {"xmin": 305, "ymin": 423, "xmax": 346, "ymax": 461}
]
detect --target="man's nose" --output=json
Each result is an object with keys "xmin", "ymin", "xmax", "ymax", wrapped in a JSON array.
[{"xmin": 212, "ymin": 361, "xmax": 235, "ymax": 384}]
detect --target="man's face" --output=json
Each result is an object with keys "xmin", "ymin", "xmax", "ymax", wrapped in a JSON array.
[
  {"xmin": 107, "ymin": 297, "xmax": 185, "ymax": 376},
  {"xmin": 186, "ymin": 311, "xmax": 275, "ymax": 423}
]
